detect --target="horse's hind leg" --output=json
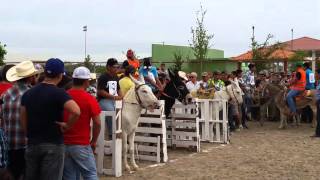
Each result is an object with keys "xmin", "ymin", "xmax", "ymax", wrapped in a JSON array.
[
  {"xmin": 122, "ymin": 132, "xmax": 131, "ymax": 171},
  {"xmin": 128, "ymin": 132, "xmax": 139, "ymax": 170}
]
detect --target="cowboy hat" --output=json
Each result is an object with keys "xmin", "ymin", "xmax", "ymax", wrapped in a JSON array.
[
  {"xmin": 178, "ymin": 71, "xmax": 188, "ymax": 81},
  {"xmin": 6, "ymin": 60, "xmax": 43, "ymax": 82}
]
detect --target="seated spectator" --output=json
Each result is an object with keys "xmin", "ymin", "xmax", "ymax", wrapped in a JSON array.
[
  {"xmin": 186, "ymin": 72, "xmax": 200, "ymax": 92},
  {"xmin": 199, "ymin": 72, "xmax": 209, "ymax": 89}
]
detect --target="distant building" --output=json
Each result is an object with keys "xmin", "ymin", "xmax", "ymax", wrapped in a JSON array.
[
  {"xmin": 151, "ymin": 44, "xmax": 237, "ymax": 73},
  {"xmin": 232, "ymin": 36, "xmax": 320, "ymax": 72}
]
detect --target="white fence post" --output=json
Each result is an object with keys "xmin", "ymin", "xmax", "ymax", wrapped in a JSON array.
[{"xmin": 96, "ymin": 101, "xmax": 122, "ymax": 177}]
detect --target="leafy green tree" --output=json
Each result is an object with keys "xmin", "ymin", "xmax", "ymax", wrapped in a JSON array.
[
  {"xmin": 84, "ymin": 55, "xmax": 95, "ymax": 72},
  {"xmin": 190, "ymin": 5, "xmax": 213, "ymax": 73},
  {"xmin": 0, "ymin": 42, "xmax": 7, "ymax": 66}
]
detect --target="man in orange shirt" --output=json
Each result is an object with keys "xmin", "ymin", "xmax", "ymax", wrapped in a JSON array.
[
  {"xmin": 126, "ymin": 49, "xmax": 140, "ymax": 78},
  {"xmin": 286, "ymin": 62, "xmax": 306, "ymax": 116}
]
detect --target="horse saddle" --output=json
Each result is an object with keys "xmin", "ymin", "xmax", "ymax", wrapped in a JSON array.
[
  {"xmin": 284, "ymin": 90, "xmax": 313, "ymax": 107},
  {"xmin": 295, "ymin": 90, "xmax": 313, "ymax": 101}
]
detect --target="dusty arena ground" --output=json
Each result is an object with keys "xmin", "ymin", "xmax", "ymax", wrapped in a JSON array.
[{"xmin": 102, "ymin": 121, "xmax": 320, "ymax": 180}]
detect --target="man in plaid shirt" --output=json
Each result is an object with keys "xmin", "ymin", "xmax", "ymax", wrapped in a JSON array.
[{"xmin": 1, "ymin": 61, "xmax": 40, "ymax": 179}]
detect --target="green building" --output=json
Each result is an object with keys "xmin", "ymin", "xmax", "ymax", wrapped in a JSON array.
[{"xmin": 151, "ymin": 44, "xmax": 237, "ymax": 73}]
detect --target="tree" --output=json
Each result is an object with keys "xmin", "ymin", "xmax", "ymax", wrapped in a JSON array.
[
  {"xmin": 190, "ymin": 5, "xmax": 214, "ymax": 73},
  {"xmin": 84, "ymin": 54, "xmax": 95, "ymax": 72},
  {"xmin": 0, "ymin": 42, "xmax": 7, "ymax": 66},
  {"xmin": 172, "ymin": 51, "xmax": 184, "ymax": 71},
  {"xmin": 251, "ymin": 33, "xmax": 283, "ymax": 72}
]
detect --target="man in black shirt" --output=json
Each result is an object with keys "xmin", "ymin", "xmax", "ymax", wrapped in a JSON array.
[
  {"xmin": 21, "ymin": 58, "xmax": 80, "ymax": 180},
  {"xmin": 97, "ymin": 58, "xmax": 123, "ymax": 139}
]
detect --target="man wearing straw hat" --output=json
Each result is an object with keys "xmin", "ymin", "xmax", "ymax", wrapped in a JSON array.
[
  {"xmin": 1, "ymin": 60, "xmax": 41, "ymax": 179},
  {"xmin": 20, "ymin": 58, "xmax": 80, "ymax": 180}
]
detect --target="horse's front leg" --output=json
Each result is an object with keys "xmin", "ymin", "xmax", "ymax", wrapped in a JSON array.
[
  {"xmin": 279, "ymin": 110, "xmax": 286, "ymax": 129},
  {"xmin": 128, "ymin": 132, "xmax": 139, "ymax": 171},
  {"xmin": 122, "ymin": 132, "xmax": 131, "ymax": 171}
]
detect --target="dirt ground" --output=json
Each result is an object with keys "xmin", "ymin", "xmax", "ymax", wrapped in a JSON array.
[{"xmin": 102, "ymin": 121, "xmax": 320, "ymax": 180}]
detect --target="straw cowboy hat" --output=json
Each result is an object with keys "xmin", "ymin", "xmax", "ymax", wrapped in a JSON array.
[{"xmin": 6, "ymin": 61, "xmax": 43, "ymax": 82}]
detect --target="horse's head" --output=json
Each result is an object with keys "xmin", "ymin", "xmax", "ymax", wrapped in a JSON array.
[
  {"xmin": 226, "ymin": 81, "xmax": 243, "ymax": 104},
  {"xmin": 161, "ymin": 70, "xmax": 193, "ymax": 118},
  {"xmin": 130, "ymin": 74, "xmax": 160, "ymax": 109},
  {"xmin": 165, "ymin": 69, "xmax": 193, "ymax": 104}
]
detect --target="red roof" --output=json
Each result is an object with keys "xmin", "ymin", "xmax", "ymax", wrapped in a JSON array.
[
  {"xmin": 282, "ymin": 37, "xmax": 320, "ymax": 51},
  {"xmin": 232, "ymin": 49, "xmax": 295, "ymax": 61}
]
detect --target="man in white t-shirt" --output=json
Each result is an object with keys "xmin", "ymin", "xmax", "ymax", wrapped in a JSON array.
[{"xmin": 186, "ymin": 72, "xmax": 200, "ymax": 92}]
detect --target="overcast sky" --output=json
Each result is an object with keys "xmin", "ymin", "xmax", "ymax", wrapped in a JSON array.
[{"xmin": 1, "ymin": 0, "xmax": 319, "ymax": 62}]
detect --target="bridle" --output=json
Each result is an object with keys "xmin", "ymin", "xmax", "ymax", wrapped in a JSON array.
[
  {"xmin": 123, "ymin": 84, "xmax": 149, "ymax": 108},
  {"xmin": 162, "ymin": 80, "xmax": 183, "ymax": 101}
]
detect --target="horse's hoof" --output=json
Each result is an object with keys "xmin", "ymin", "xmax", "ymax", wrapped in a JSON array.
[
  {"xmin": 125, "ymin": 165, "xmax": 131, "ymax": 172},
  {"xmin": 132, "ymin": 165, "xmax": 140, "ymax": 171}
]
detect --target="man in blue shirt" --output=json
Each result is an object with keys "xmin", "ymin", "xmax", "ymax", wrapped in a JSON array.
[
  {"xmin": 302, "ymin": 62, "xmax": 315, "ymax": 124},
  {"xmin": 304, "ymin": 62, "xmax": 315, "ymax": 90}
]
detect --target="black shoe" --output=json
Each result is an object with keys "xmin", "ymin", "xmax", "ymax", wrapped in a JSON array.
[
  {"xmin": 242, "ymin": 124, "xmax": 249, "ymax": 129},
  {"xmin": 310, "ymin": 135, "xmax": 320, "ymax": 138}
]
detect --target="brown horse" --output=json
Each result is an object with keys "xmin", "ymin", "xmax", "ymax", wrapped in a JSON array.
[{"xmin": 263, "ymin": 83, "xmax": 317, "ymax": 129}]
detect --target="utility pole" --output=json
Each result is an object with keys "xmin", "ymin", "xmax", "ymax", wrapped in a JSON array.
[
  {"xmin": 252, "ymin": 26, "xmax": 255, "ymax": 39},
  {"xmin": 83, "ymin": 25, "xmax": 87, "ymax": 60},
  {"xmin": 291, "ymin": 28, "xmax": 294, "ymax": 50}
]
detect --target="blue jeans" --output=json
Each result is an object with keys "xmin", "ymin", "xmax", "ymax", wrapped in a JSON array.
[
  {"xmin": 244, "ymin": 93, "xmax": 253, "ymax": 114},
  {"xmin": 63, "ymin": 145, "xmax": 98, "ymax": 180},
  {"xmin": 25, "ymin": 143, "xmax": 64, "ymax": 180},
  {"xmin": 286, "ymin": 89, "xmax": 301, "ymax": 113},
  {"xmin": 99, "ymin": 99, "xmax": 115, "ymax": 137}
]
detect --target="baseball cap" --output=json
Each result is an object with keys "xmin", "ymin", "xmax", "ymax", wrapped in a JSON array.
[
  {"xmin": 106, "ymin": 58, "xmax": 119, "ymax": 67},
  {"xmin": 45, "ymin": 58, "xmax": 65, "ymax": 75},
  {"xmin": 201, "ymin": 72, "xmax": 208, "ymax": 76},
  {"xmin": 72, "ymin": 66, "xmax": 91, "ymax": 79}
]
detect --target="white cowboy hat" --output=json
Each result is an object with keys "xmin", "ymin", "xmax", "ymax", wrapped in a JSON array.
[
  {"xmin": 178, "ymin": 71, "xmax": 188, "ymax": 81},
  {"xmin": 6, "ymin": 61, "xmax": 43, "ymax": 82}
]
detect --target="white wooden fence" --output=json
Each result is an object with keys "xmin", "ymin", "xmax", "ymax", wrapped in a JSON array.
[
  {"xmin": 197, "ymin": 99, "xmax": 229, "ymax": 144},
  {"xmin": 96, "ymin": 101, "xmax": 122, "ymax": 177},
  {"xmin": 171, "ymin": 103, "xmax": 201, "ymax": 152},
  {"xmin": 135, "ymin": 100, "xmax": 168, "ymax": 163}
]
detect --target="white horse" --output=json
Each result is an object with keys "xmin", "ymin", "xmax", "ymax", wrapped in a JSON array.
[
  {"xmin": 121, "ymin": 75, "xmax": 160, "ymax": 171},
  {"xmin": 213, "ymin": 81, "xmax": 243, "ymax": 108},
  {"xmin": 212, "ymin": 81, "xmax": 244, "ymax": 128}
]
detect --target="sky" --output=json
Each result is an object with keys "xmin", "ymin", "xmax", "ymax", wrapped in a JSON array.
[{"xmin": 1, "ymin": 0, "xmax": 320, "ymax": 62}]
